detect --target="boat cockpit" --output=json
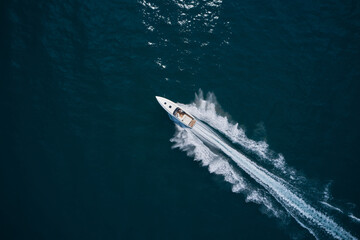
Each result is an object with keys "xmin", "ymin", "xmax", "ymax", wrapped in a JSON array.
[{"xmin": 173, "ymin": 107, "xmax": 196, "ymax": 127}]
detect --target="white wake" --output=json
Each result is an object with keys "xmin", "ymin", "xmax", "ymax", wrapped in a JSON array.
[{"xmin": 170, "ymin": 92, "xmax": 358, "ymax": 240}]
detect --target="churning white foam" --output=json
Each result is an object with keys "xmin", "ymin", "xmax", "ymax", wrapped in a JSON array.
[
  {"xmin": 170, "ymin": 91, "xmax": 357, "ymax": 240},
  {"xmin": 177, "ymin": 91, "xmax": 288, "ymax": 171},
  {"xmin": 170, "ymin": 125, "xmax": 285, "ymax": 219}
]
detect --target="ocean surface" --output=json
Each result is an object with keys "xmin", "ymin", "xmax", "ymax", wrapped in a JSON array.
[{"xmin": 1, "ymin": 0, "xmax": 360, "ymax": 239}]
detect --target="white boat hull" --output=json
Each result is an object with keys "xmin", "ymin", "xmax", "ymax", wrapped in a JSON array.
[{"xmin": 155, "ymin": 96, "xmax": 196, "ymax": 128}]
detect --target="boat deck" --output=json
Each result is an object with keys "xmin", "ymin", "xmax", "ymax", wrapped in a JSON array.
[{"xmin": 174, "ymin": 108, "xmax": 197, "ymax": 128}]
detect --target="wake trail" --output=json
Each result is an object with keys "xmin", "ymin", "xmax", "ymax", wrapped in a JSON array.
[
  {"xmin": 171, "ymin": 125, "xmax": 286, "ymax": 219},
  {"xmin": 191, "ymin": 122, "xmax": 357, "ymax": 240}
]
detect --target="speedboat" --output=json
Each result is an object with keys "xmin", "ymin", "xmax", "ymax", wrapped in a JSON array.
[{"xmin": 155, "ymin": 96, "xmax": 196, "ymax": 128}]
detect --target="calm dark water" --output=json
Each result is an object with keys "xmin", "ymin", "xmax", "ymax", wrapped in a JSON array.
[{"xmin": 1, "ymin": 0, "xmax": 360, "ymax": 239}]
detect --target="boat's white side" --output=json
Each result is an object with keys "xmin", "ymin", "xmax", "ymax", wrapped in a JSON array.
[{"xmin": 155, "ymin": 96, "xmax": 196, "ymax": 128}]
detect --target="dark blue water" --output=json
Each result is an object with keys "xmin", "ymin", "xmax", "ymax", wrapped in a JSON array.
[{"xmin": 1, "ymin": 0, "xmax": 360, "ymax": 239}]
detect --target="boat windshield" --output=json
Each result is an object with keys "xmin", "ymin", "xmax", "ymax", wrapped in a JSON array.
[{"xmin": 173, "ymin": 107, "xmax": 185, "ymax": 117}]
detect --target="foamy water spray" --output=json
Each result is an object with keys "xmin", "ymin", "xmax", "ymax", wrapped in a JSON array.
[
  {"xmin": 171, "ymin": 126, "xmax": 286, "ymax": 219},
  {"xmin": 171, "ymin": 92, "xmax": 358, "ymax": 240},
  {"xmin": 193, "ymin": 122, "xmax": 355, "ymax": 239}
]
